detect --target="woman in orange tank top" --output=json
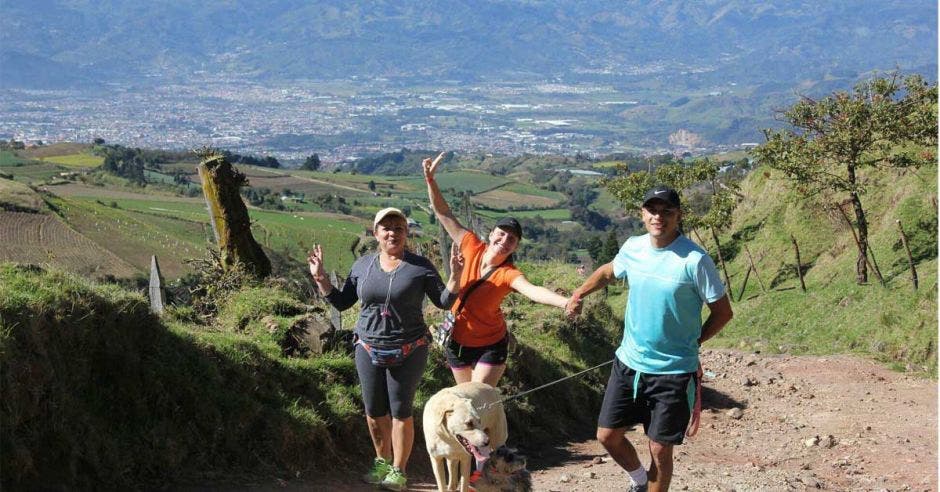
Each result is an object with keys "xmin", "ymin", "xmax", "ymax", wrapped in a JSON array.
[{"xmin": 423, "ymin": 152, "xmax": 574, "ymax": 387}]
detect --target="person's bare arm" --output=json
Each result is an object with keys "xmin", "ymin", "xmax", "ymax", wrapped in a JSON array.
[
  {"xmin": 566, "ymin": 262, "xmax": 616, "ymax": 317},
  {"xmin": 510, "ymin": 275, "xmax": 568, "ymax": 309},
  {"xmin": 423, "ymin": 152, "xmax": 468, "ymax": 244},
  {"xmin": 698, "ymin": 294, "xmax": 733, "ymax": 345}
]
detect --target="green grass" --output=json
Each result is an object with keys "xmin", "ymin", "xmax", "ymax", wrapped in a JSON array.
[
  {"xmin": 476, "ymin": 207, "xmax": 571, "ymax": 220},
  {"xmin": 395, "ymin": 170, "xmax": 509, "ymax": 197},
  {"xmin": 697, "ymin": 163, "xmax": 938, "ymax": 375},
  {"xmin": 0, "ymin": 151, "xmax": 28, "ymax": 167},
  {"xmin": 2, "ymin": 162, "xmax": 66, "ymax": 183},
  {"xmin": 500, "ymin": 182, "xmax": 567, "ymax": 203},
  {"xmin": 51, "ymin": 197, "xmax": 209, "ymax": 278},
  {"xmin": 53, "ymin": 195, "xmax": 370, "ymax": 277},
  {"xmin": 41, "ymin": 153, "xmax": 103, "ymax": 168},
  {"xmin": 0, "ymin": 264, "xmax": 365, "ymax": 488}
]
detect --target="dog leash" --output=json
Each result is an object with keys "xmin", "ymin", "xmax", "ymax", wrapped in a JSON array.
[{"xmin": 484, "ymin": 359, "xmax": 614, "ymax": 410}]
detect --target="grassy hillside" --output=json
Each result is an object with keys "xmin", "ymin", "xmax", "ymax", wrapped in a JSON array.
[
  {"xmin": 703, "ymin": 164, "xmax": 938, "ymax": 374},
  {"xmin": 0, "ymin": 261, "xmax": 613, "ymax": 488},
  {"xmin": 0, "ymin": 264, "xmax": 366, "ymax": 487}
]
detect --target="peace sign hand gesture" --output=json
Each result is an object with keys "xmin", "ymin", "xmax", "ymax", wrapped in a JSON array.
[
  {"xmin": 307, "ymin": 244, "xmax": 325, "ymax": 279},
  {"xmin": 449, "ymin": 240, "xmax": 464, "ymax": 276},
  {"xmin": 307, "ymin": 244, "xmax": 334, "ymax": 295}
]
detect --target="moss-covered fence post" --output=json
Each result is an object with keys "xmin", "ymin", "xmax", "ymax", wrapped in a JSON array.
[{"xmin": 197, "ymin": 152, "xmax": 271, "ymax": 279}]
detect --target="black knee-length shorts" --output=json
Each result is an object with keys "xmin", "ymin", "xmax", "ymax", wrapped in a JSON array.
[{"xmin": 597, "ymin": 357, "xmax": 696, "ymax": 445}]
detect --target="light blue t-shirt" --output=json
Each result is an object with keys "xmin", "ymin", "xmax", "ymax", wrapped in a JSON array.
[{"xmin": 612, "ymin": 233, "xmax": 726, "ymax": 374}]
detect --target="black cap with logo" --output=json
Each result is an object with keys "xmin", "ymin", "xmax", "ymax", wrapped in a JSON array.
[
  {"xmin": 642, "ymin": 186, "xmax": 681, "ymax": 208},
  {"xmin": 495, "ymin": 217, "xmax": 523, "ymax": 239}
]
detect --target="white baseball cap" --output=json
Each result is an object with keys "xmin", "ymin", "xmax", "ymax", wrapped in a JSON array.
[{"xmin": 373, "ymin": 207, "xmax": 407, "ymax": 228}]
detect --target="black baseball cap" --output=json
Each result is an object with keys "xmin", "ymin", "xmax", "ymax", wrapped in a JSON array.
[
  {"xmin": 495, "ymin": 217, "xmax": 523, "ymax": 239},
  {"xmin": 642, "ymin": 186, "xmax": 681, "ymax": 208}
]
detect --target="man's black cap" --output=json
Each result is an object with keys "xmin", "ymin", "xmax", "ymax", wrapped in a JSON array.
[
  {"xmin": 642, "ymin": 185, "xmax": 681, "ymax": 208},
  {"xmin": 495, "ymin": 217, "xmax": 523, "ymax": 239}
]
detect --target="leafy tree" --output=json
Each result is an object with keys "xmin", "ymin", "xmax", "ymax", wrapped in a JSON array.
[
  {"xmin": 302, "ymin": 153, "xmax": 320, "ymax": 171},
  {"xmin": 753, "ymin": 74, "xmax": 937, "ymax": 284},
  {"xmin": 600, "ymin": 230, "xmax": 620, "ymax": 264},
  {"xmin": 604, "ymin": 157, "xmax": 739, "ymax": 290},
  {"xmin": 101, "ymin": 148, "xmax": 147, "ymax": 185},
  {"xmin": 585, "ymin": 235, "xmax": 603, "ymax": 263},
  {"xmin": 368, "ymin": 180, "xmax": 376, "ymax": 192}
]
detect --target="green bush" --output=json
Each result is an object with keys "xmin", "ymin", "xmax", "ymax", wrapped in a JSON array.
[{"xmin": 0, "ymin": 264, "xmax": 363, "ymax": 488}]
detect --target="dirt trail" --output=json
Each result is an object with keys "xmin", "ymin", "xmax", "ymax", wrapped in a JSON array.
[
  {"xmin": 526, "ymin": 349, "xmax": 937, "ymax": 492},
  {"xmin": 229, "ymin": 349, "xmax": 937, "ymax": 491}
]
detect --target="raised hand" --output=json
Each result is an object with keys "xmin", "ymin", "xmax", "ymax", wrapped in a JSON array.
[
  {"xmin": 307, "ymin": 244, "xmax": 327, "ymax": 281},
  {"xmin": 422, "ymin": 151, "xmax": 447, "ymax": 182}
]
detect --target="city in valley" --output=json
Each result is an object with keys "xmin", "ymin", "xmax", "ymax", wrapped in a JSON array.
[{"xmin": 0, "ymin": 72, "xmax": 760, "ymax": 163}]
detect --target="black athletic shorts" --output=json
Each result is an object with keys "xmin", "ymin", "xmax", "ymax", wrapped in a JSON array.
[
  {"xmin": 597, "ymin": 357, "xmax": 696, "ymax": 445},
  {"xmin": 444, "ymin": 335, "xmax": 509, "ymax": 368}
]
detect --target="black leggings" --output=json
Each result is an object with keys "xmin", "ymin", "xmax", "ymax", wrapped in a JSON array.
[{"xmin": 354, "ymin": 343, "xmax": 429, "ymax": 419}]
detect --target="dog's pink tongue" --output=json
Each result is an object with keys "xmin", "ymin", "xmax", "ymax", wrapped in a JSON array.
[{"xmin": 472, "ymin": 445, "xmax": 492, "ymax": 467}]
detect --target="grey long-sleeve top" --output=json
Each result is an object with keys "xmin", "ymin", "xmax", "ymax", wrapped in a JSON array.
[{"xmin": 324, "ymin": 251, "xmax": 456, "ymax": 347}]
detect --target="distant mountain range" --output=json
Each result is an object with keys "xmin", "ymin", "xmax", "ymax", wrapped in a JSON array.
[{"xmin": 1, "ymin": 0, "xmax": 936, "ymax": 89}]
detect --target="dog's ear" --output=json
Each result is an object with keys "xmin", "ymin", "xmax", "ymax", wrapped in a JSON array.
[{"xmin": 441, "ymin": 408, "xmax": 453, "ymax": 428}]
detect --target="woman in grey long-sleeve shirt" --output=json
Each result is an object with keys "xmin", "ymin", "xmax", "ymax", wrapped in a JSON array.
[{"xmin": 308, "ymin": 207, "xmax": 462, "ymax": 490}]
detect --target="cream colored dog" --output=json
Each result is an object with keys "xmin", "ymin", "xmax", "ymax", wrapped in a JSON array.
[{"xmin": 422, "ymin": 382, "xmax": 508, "ymax": 492}]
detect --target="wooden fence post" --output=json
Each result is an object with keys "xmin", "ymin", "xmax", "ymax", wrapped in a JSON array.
[
  {"xmin": 896, "ymin": 220, "xmax": 918, "ymax": 290},
  {"xmin": 743, "ymin": 245, "xmax": 766, "ymax": 293},
  {"xmin": 439, "ymin": 224, "xmax": 450, "ymax": 277},
  {"xmin": 736, "ymin": 265, "xmax": 752, "ymax": 302},
  {"xmin": 790, "ymin": 235, "xmax": 806, "ymax": 293},
  {"xmin": 149, "ymin": 255, "xmax": 165, "ymax": 315},
  {"xmin": 710, "ymin": 228, "xmax": 733, "ymax": 295}
]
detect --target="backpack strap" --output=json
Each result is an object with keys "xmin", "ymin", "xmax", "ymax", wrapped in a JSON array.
[{"xmin": 453, "ymin": 258, "xmax": 508, "ymax": 316}]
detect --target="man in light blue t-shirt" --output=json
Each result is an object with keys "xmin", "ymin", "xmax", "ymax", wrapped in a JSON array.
[{"xmin": 567, "ymin": 185, "xmax": 733, "ymax": 492}]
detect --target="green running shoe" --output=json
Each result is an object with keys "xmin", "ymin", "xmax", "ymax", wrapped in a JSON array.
[
  {"xmin": 362, "ymin": 457, "xmax": 392, "ymax": 484},
  {"xmin": 380, "ymin": 466, "xmax": 407, "ymax": 491}
]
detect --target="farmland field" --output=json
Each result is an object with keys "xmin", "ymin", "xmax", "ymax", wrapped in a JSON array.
[
  {"xmin": 247, "ymin": 174, "xmax": 366, "ymax": 197},
  {"xmin": 42, "ymin": 153, "xmax": 103, "ymax": 168},
  {"xmin": 17, "ymin": 142, "xmax": 91, "ymax": 159},
  {"xmin": 294, "ymin": 170, "xmax": 410, "ymax": 191},
  {"xmin": 250, "ymin": 209, "xmax": 368, "ymax": 273},
  {"xmin": 473, "ymin": 187, "xmax": 561, "ymax": 209},
  {"xmin": 475, "ymin": 207, "xmax": 571, "ymax": 221},
  {"xmin": 59, "ymin": 194, "xmax": 372, "ymax": 275},
  {"xmin": 394, "ymin": 171, "xmax": 509, "ymax": 197},
  {"xmin": 0, "ymin": 178, "xmax": 46, "ymax": 212},
  {"xmin": 54, "ymin": 198, "xmax": 210, "ymax": 278},
  {"xmin": 3, "ymin": 162, "xmax": 67, "ymax": 183},
  {"xmin": 51, "ymin": 183, "xmax": 202, "ymax": 201},
  {"xmin": 0, "ymin": 210, "xmax": 139, "ymax": 278},
  {"xmin": 499, "ymin": 182, "xmax": 566, "ymax": 202}
]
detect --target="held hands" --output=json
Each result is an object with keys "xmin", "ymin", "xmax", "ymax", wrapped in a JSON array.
[
  {"xmin": 564, "ymin": 292, "xmax": 583, "ymax": 319},
  {"xmin": 307, "ymin": 244, "xmax": 327, "ymax": 282},
  {"xmin": 422, "ymin": 151, "xmax": 446, "ymax": 183}
]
